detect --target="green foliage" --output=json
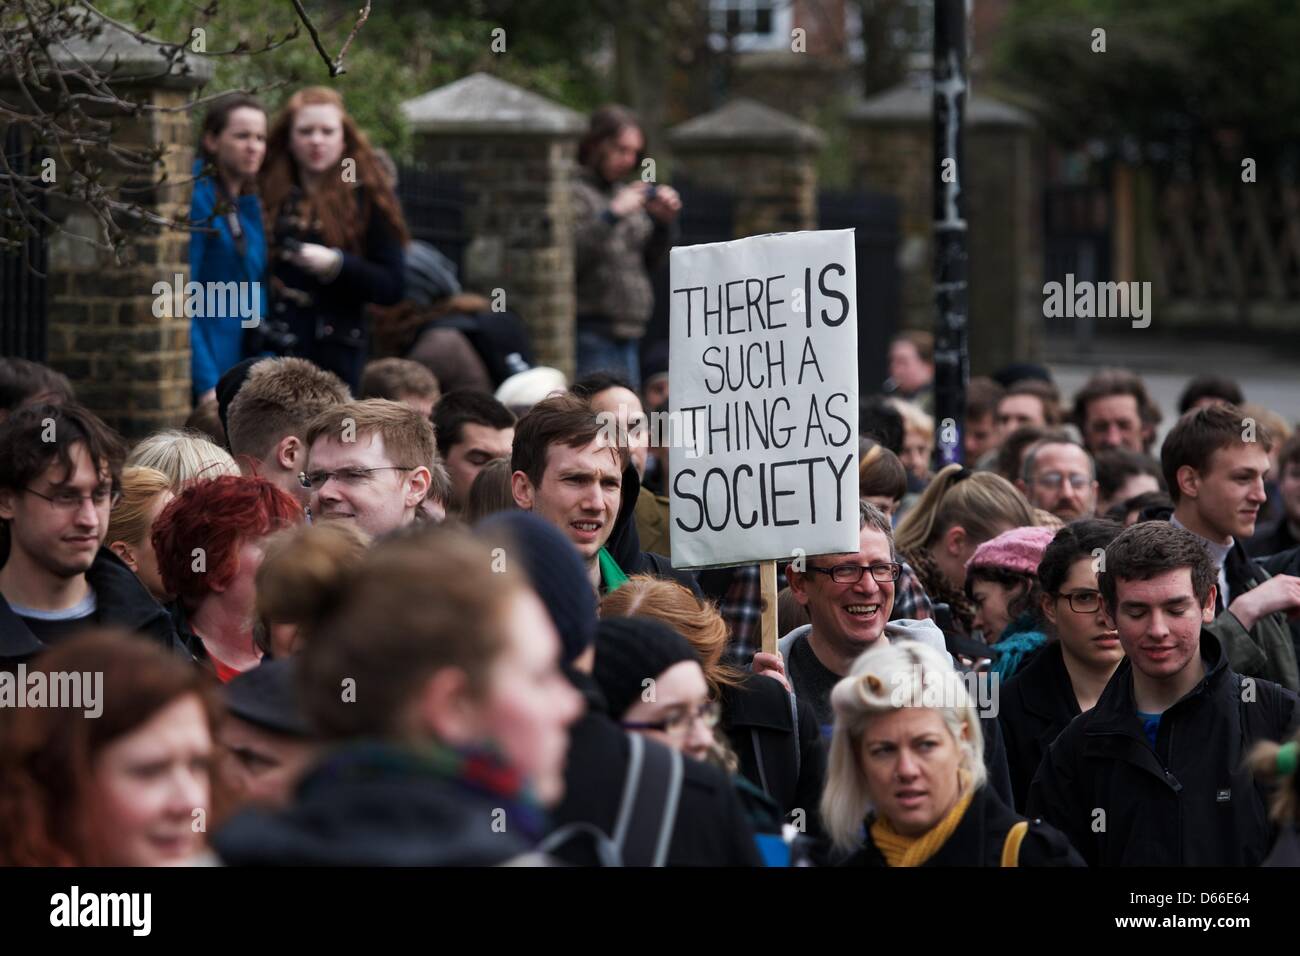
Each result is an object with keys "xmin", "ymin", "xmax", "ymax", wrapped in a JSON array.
[
  {"xmin": 993, "ymin": 0, "xmax": 1300, "ymax": 164},
  {"xmin": 96, "ymin": 0, "xmax": 610, "ymax": 161}
]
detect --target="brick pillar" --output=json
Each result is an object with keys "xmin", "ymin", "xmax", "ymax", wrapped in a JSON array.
[
  {"xmin": 667, "ymin": 98, "xmax": 823, "ymax": 238},
  {"xmin": 846, "ymin": 80, "xmax": 1041, "ymax": 376},
  {"xmin": 402, "ymin": 73, "xmax": 584, "ymax": 376},
  {"xmin": 1, "ymin": 18, "xmax": 212, "ymax": 439}
]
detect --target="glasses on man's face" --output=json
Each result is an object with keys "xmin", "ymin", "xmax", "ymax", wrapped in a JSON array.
[
  {"xmin": 623, "ymin": 699, "xmax": 720, "ymax": 738},
  {"xmin": 1034, "ymin": 471, "xmax": 1092, "ymax": 491},
  {"xmin": 1057, "ymin": 589, "xmax": 1102, "ymax": 613},
  {"xmin": 298, "ymin": 466, "xmax": 413, "ymax": 490},
  {"xmin": 23, "ymin": 485, "xmax": 120, "ymax": 511},
  {"xmin": 811, "ymin": 562, "xmax": 902, "ymax": 585}
]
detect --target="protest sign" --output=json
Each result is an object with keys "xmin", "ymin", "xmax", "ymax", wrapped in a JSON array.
[{"xmin": 668, "ymin": 229, "xmax": 860, "ymax": 571}]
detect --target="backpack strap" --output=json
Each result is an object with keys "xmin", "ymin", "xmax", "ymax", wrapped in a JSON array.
[
  {"xmin": 1001, "ymin": 820, "xmax": 1029, "ymax": 867},
  {"xmin": 610, "ymin": 733, "xmax": 684, "ymax": 866}
]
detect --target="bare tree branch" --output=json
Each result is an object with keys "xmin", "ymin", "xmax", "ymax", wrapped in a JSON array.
[{"xmin": 287, "ymin": 0, "xmax": 371, "ymax": 77}]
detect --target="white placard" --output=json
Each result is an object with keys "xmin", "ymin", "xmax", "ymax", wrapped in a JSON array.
[{"xmin": 668, "ymin": 229, "xmax": 860, "ymax": 569}]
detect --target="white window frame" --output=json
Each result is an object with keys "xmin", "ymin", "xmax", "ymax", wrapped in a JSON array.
[{"xmin": 708, "ymin": 0, "xmax": 795, "ymax": 54}]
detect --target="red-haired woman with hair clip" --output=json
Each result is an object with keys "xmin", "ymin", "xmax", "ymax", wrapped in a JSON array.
[{"xmin": 259, "ymin": 87, "xmax": 408, "ymax": 391}]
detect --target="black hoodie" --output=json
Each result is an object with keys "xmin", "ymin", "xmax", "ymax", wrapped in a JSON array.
[
  {"xmin": 0, "ymin": 547, "xmax": 180, "ymax": 668},
  {"xmin": 605, "ymin": 461, "xmax": 701, "ymax": 596}
]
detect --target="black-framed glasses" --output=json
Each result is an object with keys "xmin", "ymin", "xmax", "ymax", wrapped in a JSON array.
[
  {"xmin": 811, "ymin": 562, "xmax": 902, "ymax": 585},
  {"xmin": 1057, "ymin": 589, "xmax": 1102, "ymax": 613},
  {"xmin": 298, "ymin": 466, "xmax": 415, "ymax": 490},
  {"xmin": 622, "ymin": 700, "xmax": 720, "ymax": 737},
  {"xmin": 23, "ymin": 485, "xmax": 120, "ymax": 511}
]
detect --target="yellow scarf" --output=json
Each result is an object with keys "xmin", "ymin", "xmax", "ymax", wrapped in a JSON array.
[{"xmin": 870, "ymin": 774, "xmax": 976, "ymax": 868}]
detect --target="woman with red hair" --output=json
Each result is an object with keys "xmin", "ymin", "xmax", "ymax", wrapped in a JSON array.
[
  {"xmin": 152, "ymin": 475, "xmax": 302, "ymax": 680},
  {"xmin": 0, "ymin": 630, "xmax": 223, "ymax": 865},
  {"xmin": 258, "ymin": 87, "xmax": 408, "ymax": 390}
]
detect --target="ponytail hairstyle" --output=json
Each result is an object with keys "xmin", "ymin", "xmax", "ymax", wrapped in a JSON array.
[
  {"xmin": 254, "ymin": 521, "xmax": 371, "ymax": 653},
  {"xmin": 1249, "ymin": 731, "xmax": 1300, "ymax": 826},
  {"xmin": 286, "ymin": 523, "xmax": 525, "ymax": 740},
  {"xmin": 894, "ymin": 464, "xmax": 1035, "ymax": 554},
  {"xmin": 260, "ymin": 86, "xmax": 410, "ymax": 255}
]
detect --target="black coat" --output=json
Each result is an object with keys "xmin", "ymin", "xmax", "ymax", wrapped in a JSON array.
[
  {"xmin": 265, "ymin": 184, "xmax": 405, "ymax": 390},
  {"xmin": 604, "ymin": 462, "xmax": 701, "ymax": 597},
  {"xmin": 0, "ymin": 547, "xmax": 180, "ymax": 667},
  {"xmin": 998, "ymin": 642, "xmax": 1081, "ymax": 813},
  {"xmin": 546, "ymin": 668, "xmax": 762, "ymax": 866},
  {"xmin": 1247, "ymin": 519, "xmax": 1299, "ymax": 560},
  {"xmin": 719, "ymin": 673, "xmax": 827, "ymax": 834},
  {"xmin": 1026, "ymin": 632, "xmax": 1300, "ymax": 866},
  {"xmin": 842, "ymin": 784, "xmax": 1083, "ymax": 867},
  {"xmin": 214, "ymin": 741, "xmax": 539, "ymax": 866}
]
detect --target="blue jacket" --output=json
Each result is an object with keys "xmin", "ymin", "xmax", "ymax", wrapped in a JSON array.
[{"xmin": 188, "ymin": 159, "xmax": 267, "ymax": 395}]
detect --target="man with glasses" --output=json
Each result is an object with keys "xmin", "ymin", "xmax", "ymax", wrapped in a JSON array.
[
  {"xmin": 1018, "ymin": 438, "xmax": 1098, "ymax": 522},
  {"xmin": 778, "ymin": 501, "xmax": 948, "ymax": 738},
  {"xmin": 301, "ymin": 400, "xmax": 434, "ymax": 540},
  {"xmin": 0, "ymin": 404, "xmax": 180, "ymax": 665}
]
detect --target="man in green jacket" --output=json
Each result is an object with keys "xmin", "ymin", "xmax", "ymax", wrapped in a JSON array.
[{"xmin": 1160, "ymin": 403, "xmax": 1300, "ymax": 691}]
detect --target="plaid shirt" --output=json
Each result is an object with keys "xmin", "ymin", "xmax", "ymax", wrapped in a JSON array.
[
  {"xmin": 892, "ymin": 560, "xmax": 934, "ymax": 622},
  {"xmin": 721, "ymin": 559, "xmax": 932, "ymax": 665}
]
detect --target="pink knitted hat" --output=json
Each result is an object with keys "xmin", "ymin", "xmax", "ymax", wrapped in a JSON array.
[{"xmin": 966, "ymin": 525, "xmax": 1058, "ymax": 577}]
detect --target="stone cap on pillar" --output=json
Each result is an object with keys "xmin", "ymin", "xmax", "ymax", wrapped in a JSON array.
[
  {"xmin": 402, "ymin": 72, "xmax": 585, "ymax": 136},
  {"xmin": 846, "ymin": 77, "xmax": 1035, "ymax": 129},
  {"xmin": 35, "ymin": 5, "xmax": 214, "ymax": 89},
  {"xmin": 667, "ymin": 97, "xmax": 825, "ymax": 153}
]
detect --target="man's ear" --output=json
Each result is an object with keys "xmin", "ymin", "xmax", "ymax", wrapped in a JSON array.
[
  {"xmin": 108, "ymin": 540, "xmax": 139, "ymax": 572},
  {"xmin": 404, "ymin": 467, "xmax": 432, "ymax": 509},
  {"xmin": 275, "ymin": 435, "xmax": 302, "ymax": 472},
  {"xmin": 1015, "ymin": 477, "xmax": 1030, "ymax": 499},
  {"xmin": 0, "ymin": 488, "xmax": 15, "ymax": 521},
  {"xmin": 511, "ymin": 470, "xmax": 535, "ymax": 511},
  {"xmin": 1176, "ymin": 464, "xmax": 1201, "ymax": 502},
  {"xmin": 411, "ymin": 667, "xmax": 480, "ymax": 744},
  {"xmin": 787, "ymin": 569, "xmax": 812, "ymax": 607},
  {"xmin": 1202, "ymin": 583, "xmax": 1217, "ymax": 622}
]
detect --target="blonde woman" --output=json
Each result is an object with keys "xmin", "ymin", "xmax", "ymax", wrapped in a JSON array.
[
  {"xmin": 889, "ymin": 398, "xmax": 934, "ymax": 483},
  {"xmin": 127, "ymin": 429, "xmax": 240, "ymax": 489},
  {"xmin": 893, "ymin": 463, "xmax": 1035, "ymax": 636},
  {"xmin": 106, "ymin": 466, "xmax": 175, "ymax": 602},
  {"xmin": 822, "ymin": 640, "xmax": 1082, "ymax": 867}
]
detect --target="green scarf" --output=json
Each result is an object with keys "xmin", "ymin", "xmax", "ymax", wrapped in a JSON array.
[{"xmin": 598, "ymin": 547, "xmax": 629, "ymax": 591}]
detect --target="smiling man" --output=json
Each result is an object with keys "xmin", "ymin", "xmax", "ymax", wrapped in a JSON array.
[
  {"xmin": 1027, "ymin": 521, "xmax": 1299, "ymax": 866},
  {"xmin": 1162, "ymin": 403, "xmax": 1300, "ymax": 691},
  {"xmin": 303, "ymin": 400, "xmax": 433, "ymax": 540},
  {"xmin": 0, "ymin": 404, "xmax": 179, "ymax": 665},
  {"xmin": 779, "ymin": 501, "xmax": 949, "ymax": 737}
]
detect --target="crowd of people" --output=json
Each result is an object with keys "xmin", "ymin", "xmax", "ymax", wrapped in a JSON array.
[
  {"xmin": 0, "ymin": 89, "xmax": 1298, "ymax": 869},
  {"xmin": 1, "ymin": 344, "xmax": 1298, "ymax": 868}
]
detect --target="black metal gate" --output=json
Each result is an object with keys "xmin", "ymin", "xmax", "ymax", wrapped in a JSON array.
[
  {"xmin": 394, "ymin": 164, "xmax": 467, "ymax": 278},
  {"xmin": 1, "ymin": 126, "xmax": 49, "ymax": 360},
  {"xmin": 818, "ymin": 188, "xmax": 901, "ymax": 397},
  {"xmin": 646, "ymin": 176, "xmax": 736, "ymax": 349},
  {"xmin": 1042, "ymin": 182, "xmax": 1112, "ymax": 346}
]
